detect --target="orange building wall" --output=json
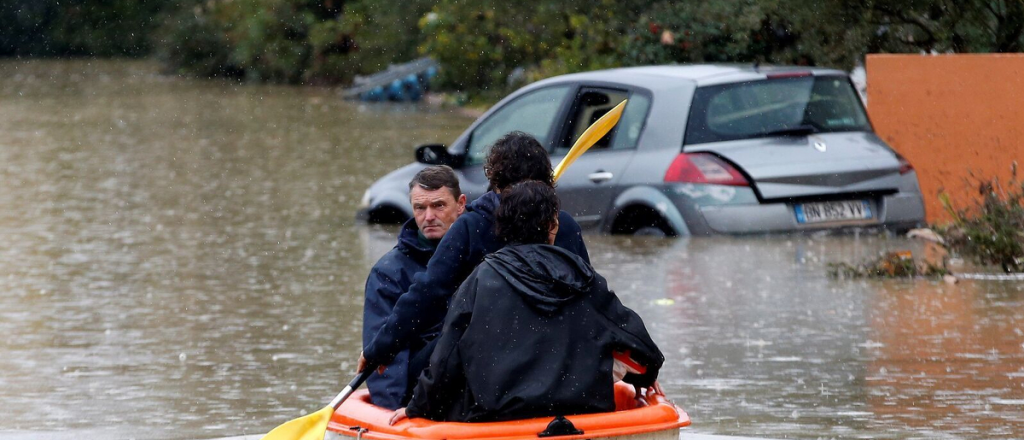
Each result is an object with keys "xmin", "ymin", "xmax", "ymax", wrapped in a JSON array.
[{"xmin": 866, "ymin": 54, "xmax": 1024, "ymax": 224}]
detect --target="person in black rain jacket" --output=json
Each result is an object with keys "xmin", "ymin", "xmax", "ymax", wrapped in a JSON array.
[
  {"xmin": 362, "ymin": 166, "xmax": 466, "ymax": 409},
  {"xmin": 393, "ymin": 180, "xmax": 663, "ymax": 423},
  {"xmin": 358, "ymin": 132, "xmax": 590, "ymax": 384}
]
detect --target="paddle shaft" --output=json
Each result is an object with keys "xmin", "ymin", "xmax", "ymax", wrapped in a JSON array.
[{"xmin": 329, "ymin": 368, "xmax": 375, "ymax": 409}]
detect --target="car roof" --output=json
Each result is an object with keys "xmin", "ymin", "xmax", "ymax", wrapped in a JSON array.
[{"xmin": 534, "ymin": 64, "xmax": 849, "ymax": 89}]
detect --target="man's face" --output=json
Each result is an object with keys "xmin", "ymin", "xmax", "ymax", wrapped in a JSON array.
[{"xmin": 410, "ymin": 186, "xmax": 466, "ymax": 240}]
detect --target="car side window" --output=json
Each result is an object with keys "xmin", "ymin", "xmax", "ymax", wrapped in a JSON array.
[
  {"xmin": 609, "ymin": 93, "xmax": 651, "ymax": 150},
  {"xmin": 465, "ymin": 85, "xmax": 571, "ymax": 165},
  {"xmin": 557, "ymin": 88, "xmax": 650, "ymax": 153}
]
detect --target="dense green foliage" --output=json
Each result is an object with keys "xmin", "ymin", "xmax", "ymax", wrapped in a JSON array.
[
  {"xmin": 415, "ymin": 0, "xmax": 643, "ymax": 95},
  {"xmin": 619, "ymin": 1, "xmax": 873, "ymax": 68},
  {"xmin": 152, "ymin": 0, "xmax": 436, "ymax": 83},
  {"xmin": 421, "ymin": 0, "xmax": 1024, "ymax": 94},
  {"xmin": 0, "ymin": 0, "xmax": 175, "ymax": 56},
  {"xmin": 3, "ymin": 0, "xmax": 1023, "ymax": 89}
]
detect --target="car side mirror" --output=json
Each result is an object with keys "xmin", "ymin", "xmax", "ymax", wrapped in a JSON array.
[{"xmin": 415, "ymin": 144, "xmax": 464, "ymax": 167}]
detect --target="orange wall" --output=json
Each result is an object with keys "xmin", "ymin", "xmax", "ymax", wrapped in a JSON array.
[{"xmin": 866, "ymin": 54, "xmax": 1024, "ymax": 224}]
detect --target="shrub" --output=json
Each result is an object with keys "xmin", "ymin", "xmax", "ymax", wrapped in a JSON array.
[
  {"xmin": 154, "ymin": 0, "xmax": 436, "ymax": 85},
  {"xmin": 154, "ymin": 5, "xmax": 238, "ymax": 78},
  {"xmin": 938, "ymin": 164, "xmax": 1024, "ymax": 273},
  {"xmin": 155, "ymin": 0, "xmax": 376, "ymax": 84},
  {"xmin": 1, "ymin": 0, "xmax": 178, "ymax": 57},
  {"xmin": 417, "ymin": 2, "xmax": 543, "ymax": 95}
]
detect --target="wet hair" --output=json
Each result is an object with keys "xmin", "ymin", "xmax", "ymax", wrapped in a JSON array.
[
  {"xmin": 484, "ymin": 131, "xmax": 555, "ymax": 191},
  {"xmin": 495, "ymin": 180, "xmax": 560, "ymax": 245},
  {"xmin": 408, "ymin": 165, "xmax": 462, "ymax": 199}
]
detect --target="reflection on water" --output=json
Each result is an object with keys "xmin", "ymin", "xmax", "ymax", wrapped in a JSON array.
[
  {"xmin": 0, "ymin": 59, "xmax": 470, "ymax": 439},
  {"xmin": 867, "ymin": 279, "xmax": 1024, "ymax": 437},
  {"xmin": 1, "ymin": 60, "xmax": 1022, "ymax": 439},
  {"xmin": 586, "ymin": 236, "xmax": 1024, "ymax": 439}
]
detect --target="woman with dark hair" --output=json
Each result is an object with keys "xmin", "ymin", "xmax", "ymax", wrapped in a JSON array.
[{"xmin": 390, "ymin": 181, "xmax": 663, "ymax": 423}]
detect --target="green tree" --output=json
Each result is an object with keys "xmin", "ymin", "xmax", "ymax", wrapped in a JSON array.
[
  {"xmin": 154, "ymin": 0, "xmax": 432, "ymax": 84},
  {"xmin": 0, "ymin": 0, "xmax": 57, "ymax": 56},
  {"xmin": 1, "ymin": 0, "xmax": 181, "ymax": 56},
  {"xmin": 865, "ymin": 0, "xmax": 1024, "ymax": 53},
  {"xmin": 619, "ymin": 0, "xmax": 874, "ymax": 70},
  {"xmin": 48, "ymin": 0, "xmax": 169, "ymax": 56},
  {"xmin": 418, "ymin": 0, "xmax": 647, "ymax": 96}
]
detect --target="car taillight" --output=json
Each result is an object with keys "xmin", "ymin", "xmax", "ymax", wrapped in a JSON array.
[
  {"xmin": 664, "ymin": 153, "xmax": 749, "ymax": 186},
  {"xmin": 896, "ymin": 154, "xmax": 914, "ymax": 174}
]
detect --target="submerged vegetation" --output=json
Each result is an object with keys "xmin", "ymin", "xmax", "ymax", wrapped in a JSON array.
[
  {"xmin": 829, "ymin": 163, "xmax": 1023, "ymax": 278},
  {"xmin": 827, "ymin": 251, "xmax": 950, "ymax": 279},
  {"xmin": 4, "ymin": 0, "xmax": 1024, "ymax": 95},
  {"xmin": 938, "ymin": 164, "xmax": 1024, "ymax": 273}
]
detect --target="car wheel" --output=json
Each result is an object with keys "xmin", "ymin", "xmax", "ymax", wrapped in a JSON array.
[
  {"xmin": 633, "ymin": 226, "xmax": 668, "ymax": 237},
  {"xmin": 612, "ymin": 205, "xmax": 675, "ymax": 237}
]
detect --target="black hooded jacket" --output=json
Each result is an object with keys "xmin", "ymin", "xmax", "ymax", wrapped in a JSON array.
[{"xmin": 405, "ymin": 244, "xmax": 663, "ymax": 422}]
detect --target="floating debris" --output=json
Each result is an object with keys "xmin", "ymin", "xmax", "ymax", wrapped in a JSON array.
[{"xmin": 827, "ymin": 251, "xmax": 948, "ymax": 279}]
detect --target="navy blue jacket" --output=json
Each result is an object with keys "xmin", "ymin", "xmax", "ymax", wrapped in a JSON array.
[
  {"xmin": 364, "ymin": 191, "xmax": 590, "ymax": 367},
  {"xmin": 363, "ymin": 219, "xmax": 439, "ymax": 410}
]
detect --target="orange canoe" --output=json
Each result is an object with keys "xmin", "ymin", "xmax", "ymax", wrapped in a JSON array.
[{"xmin": 325, "ymin": 382, "xmax": 690, "ymax": 440}]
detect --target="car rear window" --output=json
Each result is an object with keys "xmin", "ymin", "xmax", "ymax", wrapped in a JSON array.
[{"xmin": 684, "ymin": 75, "xmax": 871, "ymax": 145}]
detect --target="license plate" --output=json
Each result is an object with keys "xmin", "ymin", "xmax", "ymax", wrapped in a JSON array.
[{"xmin": 794, "ymin": 200, "xmax": 872, "ymax": 224}]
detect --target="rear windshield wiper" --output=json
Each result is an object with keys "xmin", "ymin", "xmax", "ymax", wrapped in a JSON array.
[{"xmin": 758, "ymin": 124, "xmax": 818, "ymax": 138}]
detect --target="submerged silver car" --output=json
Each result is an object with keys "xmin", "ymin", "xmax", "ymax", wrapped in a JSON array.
[{"xmin": 358, "ymin": 64, "xmax": 925, "ymax": 235}]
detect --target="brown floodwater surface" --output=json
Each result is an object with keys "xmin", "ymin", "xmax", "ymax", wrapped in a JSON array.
[{"xmin": 1, "ymin": 60, "xmax": 1022, "ymax": 440}]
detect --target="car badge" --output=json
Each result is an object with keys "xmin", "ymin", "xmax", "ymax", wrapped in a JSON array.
[{"xmin": 813, "ymin": 140, "xmax": 827, "ymax": 152}]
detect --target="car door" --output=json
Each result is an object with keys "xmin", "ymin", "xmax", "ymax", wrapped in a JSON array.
[
  {"xmin": 456, "ymin": 85, "xmax": 574, "ymax": 201},
  {"xmin": 554, "ymin": 86, "xmax": 653, "ymax": 228}
]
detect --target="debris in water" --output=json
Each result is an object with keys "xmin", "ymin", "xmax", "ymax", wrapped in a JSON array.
[
  {"xmin": 907, "ymin": 228, "xmax": 945, "ymax": 244},
  {"xmin": 827, "ymin": 251, "xmax": 949, "ymax": 279}
]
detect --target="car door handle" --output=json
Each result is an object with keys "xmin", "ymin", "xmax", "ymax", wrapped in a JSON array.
[{"xmin": 588, "ymin": 171, "xmax": 614, "ymax": 183}]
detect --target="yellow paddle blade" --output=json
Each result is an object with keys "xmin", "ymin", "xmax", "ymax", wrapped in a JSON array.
[
  {"xmin": 261, "ymin": 405, "xmax": 334, "ymax": 440},
  {"xmin": 553, "ymin": 99, "xmax": 628, "ymax": 182}
]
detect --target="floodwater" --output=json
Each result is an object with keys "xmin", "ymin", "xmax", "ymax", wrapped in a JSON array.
[{"xmin": 1, "ymin": 60, "xmax": 1022, "ymax": 440}]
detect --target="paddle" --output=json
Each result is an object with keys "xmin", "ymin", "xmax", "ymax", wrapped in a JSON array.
[
  {"xmin": 553, "ymin": 99, "xmax": 628, "ymax": 182},
  {"xmin": 260, "ymin": 368, "xmax": 374, "ymax": 440}
]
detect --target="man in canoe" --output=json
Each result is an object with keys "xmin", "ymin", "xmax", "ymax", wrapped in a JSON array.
[
  {"xmin": 362, "ymin": 165, "xmax": 467, "ymax": 410},
  {"xmin": 358, "ymin": 131, "xmax": 590, "ymax": 402},
  {"xmin": 392, "ymin": 180, "xmax": 663, "ymax": 423}
]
